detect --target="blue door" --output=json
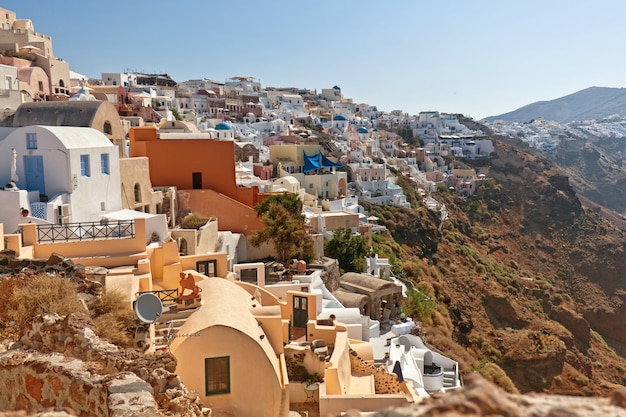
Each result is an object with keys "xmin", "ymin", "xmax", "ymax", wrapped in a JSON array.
[{"xmin": 24, "ymin": 155, "xmax": 45, "ymax": 195}]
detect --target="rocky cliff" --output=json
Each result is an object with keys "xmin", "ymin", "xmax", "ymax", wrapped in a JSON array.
[
  {"xmin": 366, "ymin": 133, "xmax": 626, "ymax": 397},
  {"xmin": 0, "ymin": 313, "xmax": 209, "ymax": 417}
]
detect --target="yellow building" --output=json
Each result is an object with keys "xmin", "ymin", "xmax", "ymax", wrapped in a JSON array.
[
  {"xmin": 170, "ymin": 278, "xmax": 290, "ymax": 416},
  {"xmin": 270, "ymin": 144, "xmax": 347, "ymax": 200}
]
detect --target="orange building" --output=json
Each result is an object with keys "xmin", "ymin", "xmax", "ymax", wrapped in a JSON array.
[{"xmin": 129, "ymin": 126, "xmax": 265, "ymax": 234}]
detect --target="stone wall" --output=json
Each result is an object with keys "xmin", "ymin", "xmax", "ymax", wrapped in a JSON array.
[
  {"xmin": 0, "ymin": 350, "xmax": 156, "ymax": 416},
  {"xmin": 349, "ymin": 348, "xmax": 401, "ymax": 394},
  {"xmin": 0, "ymin": 313, "xmax": 209, "ymax": 416}
]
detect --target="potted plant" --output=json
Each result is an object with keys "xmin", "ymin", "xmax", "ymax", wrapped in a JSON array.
[{"xmin": 304, "ymin": 373, "xmax": 323, "ymax": 387}]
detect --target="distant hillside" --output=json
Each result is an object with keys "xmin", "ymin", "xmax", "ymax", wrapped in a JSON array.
[
  {"xmin": 484, "ymin": 86, "xmax": 626, "ymax": 123},
  {"xmin": 368, "ymin": 132, "xmax": 626, "ymax": 396}
]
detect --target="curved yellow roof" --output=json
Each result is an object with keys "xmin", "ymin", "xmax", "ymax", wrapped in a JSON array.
[{"xmin": 170, "ymin": 278, "xmax": 281, "ymax": 377}]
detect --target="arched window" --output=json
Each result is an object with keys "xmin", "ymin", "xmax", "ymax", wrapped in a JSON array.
[
  {"xmin": 103, "ymin": 121, "xmax": 112, "ymax": 134},
  {"xmin": 134, "ymin": 183, "xmax": 141, "ymax": 203},
  {"xmin": 59, "ymin": 79, "xmax": 65, "ymax": 88}
]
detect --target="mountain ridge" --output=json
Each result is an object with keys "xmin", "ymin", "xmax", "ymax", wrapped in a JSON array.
[{"xmin": 484, "ymin": 86, "xmax": 626, "ymax": 123}]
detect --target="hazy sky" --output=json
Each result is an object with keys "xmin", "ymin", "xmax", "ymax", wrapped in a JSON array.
[{"xmin": 4, "ymin": 0, "xmax": 626, "ymax": 119}]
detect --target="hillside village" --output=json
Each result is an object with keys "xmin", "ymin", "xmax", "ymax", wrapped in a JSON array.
[{"xmin": 0, "ymin": 7, "xmax": 574, "ymax": 417}]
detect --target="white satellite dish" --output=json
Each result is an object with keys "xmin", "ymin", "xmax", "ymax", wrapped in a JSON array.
[{"xmin": 134, "ymin": 293, "xmax": 163, "ymax": 323}]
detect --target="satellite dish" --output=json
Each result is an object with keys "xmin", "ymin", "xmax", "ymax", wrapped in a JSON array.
[{"xmin": 134, "ymin": 293, "xmax": 163, "ymax": 323}]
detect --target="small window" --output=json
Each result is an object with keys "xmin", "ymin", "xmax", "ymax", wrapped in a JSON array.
[
  {"xmin": 80, "ymin": 155, "xmax": 91, "ymax": 177},
  {"xmin": 103, "ymin": 121, "xmax": 112, "ymax": 135},
  {"xmin": 205, "ymin": 357, "xmax": 230, "ymax": 396},
  {"xmin": 196, "ymin": 260, "xmax": 217, "ymax": 277},
  {"xmin": 101, "ymin": 153, "xmax": 110, "ymax": 175},
  {"xmin": 38, "ymin": 81, "xmax": 43, "ymax": 91},
  {"xmin": 134, "ymin": 183, "xmax": 141, "ymax": 203},
  {"xmin": 5, "ymin": 76, "xmax": 11, "ymax": 90},
  {"xmin": 26, "ymin": 132, "xmax": 37, "ymax": 149}
]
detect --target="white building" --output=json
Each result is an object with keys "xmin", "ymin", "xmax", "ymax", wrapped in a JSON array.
[
  {"xmin": 349, "ymin": 162, "xmax": 410, "ymax": 208},
  {"xmin": 101, "ymin": 72, "xmax": 138, "ymax": 87},
  {"xmin": 329, "ymin": 114, "xmax": 349, "ymax": 136},
  {"xmin": 439, "ymin": 136, "xmax": 494, "ymax": 158},
  {"xmin": 214, "ymin": 122, "xmax": 235, "ymax": 140},
  {"xmin": 0, "ymin": 64, "xmax": 21, "ymax": 110},
  {"xmin": 278, "ymin": 94, "xmax": 305, "ymax": 113},
  {"xmin": 0, "ymin": 126, "xmax": 122, "ymax": 232}
]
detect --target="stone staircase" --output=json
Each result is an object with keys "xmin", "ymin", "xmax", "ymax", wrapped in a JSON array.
[
  {"xmin": 443, "ymin": 369, "xmax": 457, "ymax": 388},
  {"xmin": 153, "ymin": 306, "xmax": 200, "ymax": 351},
  {"xmin": 318, "ymin": 135, "xmax": 342, "ymax": 159}
]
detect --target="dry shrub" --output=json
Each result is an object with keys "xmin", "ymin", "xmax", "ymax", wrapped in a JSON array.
[
  {"xmin": 431, "ymin": 308, "xmax": 454, "ymax": 337},
  {"xmin": 479, "ymin": 362, "xmax": 519, "ymax": 394},
  {"xmin": 89, "ymin": 289, "xmax": 137, "ymax": 348},
  {"xmin": 400, "ymin": 259, "xmax": 421, "ymax": 279},
  {"xmin": 426, "ymin": 330, "xmax": 476, "ymax": 373},
  {"xmin": 179, "ymin": 213, "xmax": 214, "ymax": 229},
  {"xmin": 0, "ymin": 273, "xmax": 138, "ymax": 348},
  {"xmin": 0, "ymin": 272, "xmax": 83, "ymax": 338}
]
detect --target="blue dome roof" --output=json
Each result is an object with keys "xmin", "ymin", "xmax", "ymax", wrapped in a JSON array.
[
  {"xmin": 357, "ymin": 127, "xmax": 369, "ymax": 134},
  {"xmin": 373, "ymin": 128, "xmax": 379, "ymax": 132},
  {"xmin": 333, "ymin": 114, "xmax": 348, "ymax": 121},
  {"xmin": 215, "ymin": 122, "xmax": 232, "ymax": 130}
]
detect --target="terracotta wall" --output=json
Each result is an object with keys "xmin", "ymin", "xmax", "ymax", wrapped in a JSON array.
[
  {"xmin": 129, "ymin": 127, "xmax": 238, "ymax": 200},
  {"xmin": 254, "ymin": 164, "xmax": 273, "ymax": 180},
  {"xmin": 177, "ymin": 189, "xmax": 264, "ymax": 235}
]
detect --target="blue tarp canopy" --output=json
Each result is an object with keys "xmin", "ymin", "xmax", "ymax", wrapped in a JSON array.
[{"xmin": 303, "ymin": 151, "xmax": 342, "ymax": 173}]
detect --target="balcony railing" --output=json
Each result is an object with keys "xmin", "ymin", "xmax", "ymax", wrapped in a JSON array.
[
  {"xmin": 36, "ymin": 220, "xmax": 135, "ymax": 243},
  {"xmin": 136, "ymin": 289, "xmax": 179, "ymax": 304}
]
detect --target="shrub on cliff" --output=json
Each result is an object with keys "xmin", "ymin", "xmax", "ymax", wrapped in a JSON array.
[
  {"xmin": 0, "ymin": 271, "xmax": 136, "ymax": 348},
  {"xmin": 88, "ymin": 289, "xmax": 137, "ymax": 348},
  {"xmin": 0, "ymin": 271, "xmax": 83, "ymax": 339}
]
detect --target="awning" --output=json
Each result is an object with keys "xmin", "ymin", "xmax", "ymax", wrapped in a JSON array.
[{"xmin": 303, "ymin": 151, "xmax": 342, "ymax": 173}]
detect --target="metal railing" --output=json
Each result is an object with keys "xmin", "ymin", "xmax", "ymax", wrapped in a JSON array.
[
  {"xmin": 135, "ymin": 289, "xmax": 179, "ymax": 304},
  {"xmin": 36, "ymin": 220, "xmax": 135, "ymax": 243}
]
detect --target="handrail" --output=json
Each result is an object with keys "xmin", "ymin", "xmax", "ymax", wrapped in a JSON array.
[
  {"xmin": 36, "ymin": 220, "xmax": 135, "ymax": 243},
  {"xmin": 135, "ymin": 288, "xmax": 179, "ymax": 304}
]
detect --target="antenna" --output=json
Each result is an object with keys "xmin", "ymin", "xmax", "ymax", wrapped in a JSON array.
[{"xmin": 134, "ymin": 293, "xmax": 163, "ymax": 323}]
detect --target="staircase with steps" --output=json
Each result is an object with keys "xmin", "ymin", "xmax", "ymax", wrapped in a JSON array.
[
  {"xmin": 442, "ymin": 369, "xmax": 458, "ymax": 389},
  {"xmin": 153, "ymin": 305, "xmax": 200, "ymax": 351},
  {"xmin": 318, "ymin": 135, "xmax": 342, "ymax": 159}
]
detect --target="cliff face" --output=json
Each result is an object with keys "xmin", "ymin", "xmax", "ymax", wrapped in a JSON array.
[
  {"xmin": 0, "ymin": 313, "xmax": 208, "ymax": 417},
  {"xmin": 374, "ymin": 372, "xmax": 626, "ymax": 417},
  {"xmin": 554, "ymin": 134, "xmax": 626, "ymax": 216},
  {"xmin": 370, "ymin": 136, "xmax": 626, "ymax": 396}
]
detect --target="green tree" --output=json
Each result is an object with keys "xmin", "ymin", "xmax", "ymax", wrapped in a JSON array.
[
  {"xmin": 398, "ymin": 126, "xmax": 413, "ymax": 142},
  {"xmin": 254, "ymin": 192, "xmax": 303, "ymax": 217},
  {"xmin": 170, "ymin": 107, "xmax": 183, "ymax": 121},
  {"xmin": 325, "ymin": 227, "xmax": 370, "ymax": 272},
  {"xmin": 402, "ymin": 286, "xmax": 434, "ymax": 324},
  {"xmin": 250, "ymin": 193, "xmax": 314, "ymax": 264}
]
